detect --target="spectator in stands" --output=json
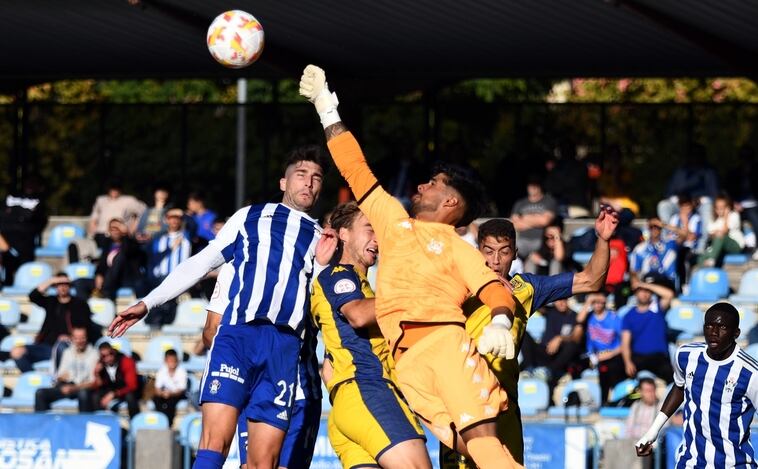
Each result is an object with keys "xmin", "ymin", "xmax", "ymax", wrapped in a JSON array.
[
  {"xmin": 34, "ymin": 326, "xmax": 98, "ymax": 412},
  {"xmin": 576, "ymin": 291, "xmax": 625, "ymax": 405},
  {"xmin": 665, "ymin": 194, "xmax": 703, "ymax": 288},
  {"xmin": 520, "ymin": 298, "xmax": 582, "ymax": 402},
  {"xmin": 625, "ymin": 377, "xmax": 659, "ymax": 440},
  {"xmin": 11, "ymin": 273, "xmax": 94, "ymax": 372},
  {"xmin": 135, "ymin": 182, "xmax": 172, "ymax": 243},
  {"xmin": 621, "ymin": 276, "xmax": 675, "ymax": 383},
  {"xmin": 510, "ymin": 175, "xmax": 558, "ymax": 259},
  {"xmin": 92, "ymin": 218, "xmax": 144, "ymax": 300},
  {"xmin": 185, "ymin": 191, "xmax": 217, "ymax": 250},
  {"xmin": 699, "ymin": 194, "xmax": 745, "ymax": 267},
  {"xmin": 0, "ymin": 177, "xmax": 47, "ymax": 286},
  {"xmin": 0, "ymin": 322, "xmax": 9, "ymax": 363},
  {"xmin": 630, "ymin": 217, "xmax": 678, "ymax": 290},
  {"xmin": 144, "ymin": 208, "xmax": 191, "ymax": 325},
  {"xmin": 152, "ymin": 349, "xmax": 187, "ymax": 426},
  {"xmin": 524, "ymin": 222, "xmax": 574, "ymax": 275},
  {"xmin": 613, "ymin": 208, "xmax": 643, "ymax": 254},
  {"xmin": 657, "ymin": 144, "xmax": 719, "ymax": 232},
  {"xmin": 88, "ymin": 178, "xmax": 146, "ymax": 250},
  {"xmin": 726, "ymin": 145, "xmax": 758, "ymax": 260},
  {"xmin": 92, "ymin": 341, "xmax": 140, "ymax": 418}
]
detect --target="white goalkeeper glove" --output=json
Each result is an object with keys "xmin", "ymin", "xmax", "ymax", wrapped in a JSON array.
[
  {"xmin": 299, "ymin": 65, "xmax": 341, "ymax": 128},
  {"xmin": 477, "ymin": 314, "xmax": 515, "ymax": 359},
  {"xmin": 635, "ymin": 411, "xmax": 669, "ymax": 450}
]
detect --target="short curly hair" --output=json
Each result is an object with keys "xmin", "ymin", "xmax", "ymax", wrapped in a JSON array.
[{"xmin": 430, "ymin": 162, "xmax": 488, "ymax": 227}]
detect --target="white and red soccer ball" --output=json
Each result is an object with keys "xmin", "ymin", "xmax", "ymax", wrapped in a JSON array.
[{"xmin": 206, "ymin": 10, "xmax": 264, "ymax": 68}]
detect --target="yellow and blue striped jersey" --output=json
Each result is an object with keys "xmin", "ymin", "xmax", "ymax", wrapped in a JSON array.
[
  {"xmin": 311, "ymin": 264, "xmax": 393, "ymax": 395},
  {"xmin": 464, "ymin": 272, "xmax": 574, "ymax": 400}
]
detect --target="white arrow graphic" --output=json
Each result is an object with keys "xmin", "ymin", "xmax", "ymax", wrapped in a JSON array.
[{"xmin": 58, "ymin": 421, "xmax": 116, "ymax": 469}]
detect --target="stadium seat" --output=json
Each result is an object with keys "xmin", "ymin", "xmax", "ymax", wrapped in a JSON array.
[
  {"xmin": 724, "ymin": 253, "xmax": 749, "ymax": 266},
  {"xmin": 95, "ymin": 336, "xmax": 133, "ymax": 357},
  {"xmin": 598, "ymin": 407, "xmax": 631, "ymax": 419},
  {"xmin": 88, "ymin": 297, "xmax": 116, "ymax": 328},
  {"xmin": 615, "ymin": 303, "xmax": 635, "ymax": 318},
  {"xmin": 609, "ymin": 378, "xmax": 638, "ymax": 403},
  {"xmin": 137, "ymin": 335, "xmax": 184, "ymax": 373},
  {"xmin": 127, "ymin": 411, "xmax": 170, "ymax": 469},
  {"xmin": 185, "ymin": 354, "xmax": 206, "ymax": 373},
  {"xmin": 0, "ymin": 298, "xmax": 21, "ymax": 327},
  {"xmin": 117, "ymin": 287, "xmax": 136, "ymax": 299},
  {"xmin": 2, "ymin": 261, "xmax": 53, "ymax": 296},
  {"xmin": 1, "ymin": 372, "xmax": 53, "ymax": 408},
  {"xmin": 35, "ymin": 223, "xmax": 85, "ymax": 258},
  {"xmin": 162, "ymin": 299, "xmax": 209, "ymax": 335},
  {"xmin": 730, "ymin": 269, "xmax": 758, "ymax": 304},
  {"xmin": 17, "ymin": 305, "xmax": 46, "ymax": 334},
  {"xmin": 65, "ymin": 262, "xmax": 96, "ymax": 280},
  {"xmin": 547, "ymin": 379, "xmax": 602, "ymax": 418},
  {"xmin": 518, "ymin": 378, "xmax": 550, "ymax": 415},
  {"xmin": 737, "ymin": 306, "xmax": 757, "ymax": 342},
  {"xmin": 572, "ymin": 251, "xmax": 593, "ymax": 265},
  {"xmin": 179, "ymin": 412, "xmax": 203, "ymax": 469},
  {"xmin": 744, "ymin": 343, "xmax": 758, "ymax": 360},
  {"xmin": 666, "ymin": 304, "xmax": 705, "ymax": 340},
  {"xmin": 0, "ymin": 334, "xmax": 32, "ymax": 351},
  {"xmin": 678, "ymin": 268, "xmax": 730, "ymax": 303},
  {"xmin": 525, "ymin": 313, "xmax": 546, "ymax": 343}
]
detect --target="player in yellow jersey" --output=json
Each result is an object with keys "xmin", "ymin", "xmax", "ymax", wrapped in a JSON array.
[
  {"xmin": 311, "ymin": 202, "xmax": 430, "ymax": 468},
  {"xmin": 441, "ymin": 214, "xmax": 619, "ymax": 467},
  {"xmin": 301, "ymin": 65, "xmax": 523, "ymax": 469}
]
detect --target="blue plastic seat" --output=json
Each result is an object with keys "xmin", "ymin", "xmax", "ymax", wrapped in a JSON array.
[
  {"xmin": 1, "ymin": 372, "xmax": 53, "ymax": 408},
  {"xmin": 730, "ymin": 269, "xmax": 758, "ymax": 304},
  {"xmin": 525, "ymin": 313, "xmax": 546, "ymax": 343},
  {"xmin": 737, "ymin": 306, "xmax": 757, "ymax": 342},
  {"xmin": 572, "ymin": 251, "xmax": 593, "ymax": 265},
  {"xmin": 679, "ymin": 268, "xmax": 730, "ymax": 303},
  {"xmin": 666, "ymin": 304, "xmax": 705, "ymax": 340},
  {"xmin": 88, "ymin": 297, "xmax": 116, "ymax": 327},
  {"xmin": 65, "ymin": 262, "xmax": 96, "ymax": 280},
  {"xmin": 95, "ymin": 336, "xmax": 133, "ymax": 357},
  {"xmin": 16, "ymin": 305, "xmax": 46, "ymax": 334},
  {"xmin": 609, "ymin": 378, "xmax": 638, "ymax": 402},
  {"xmin": 137, "ymin": 335, "xmax": 183, "ymax": 373},
  {"xmin": 35, "ymin": 224, "xmax": 85, "ymax": 258},
  {"xmin": 0, "ymin": 298, "xmax": 21, "ymax": 327},
  {"xmin": 179, "ymin": 412, "xmax": 203, "ymax": 469},
  {"xmin": 127, "ymin": 411, "xmax": 170, "ymax": 469},
  {"xmin": 724, "ymin": 253, "xmax": 749, "ymax": 266},
  {"xmin": 518, "ymin": 378, "xmax": 550, "ymax": 415},
  {"xmin": 162, "ymin": 299, "xmax": 209, "ymax": 335},
  {"xmin": 547, "ymin": 379, "xmax": 602, "ymax": 418},
  {"xmin": 2, "ymin": 261, "xmax": 53, "ymax": 296}
]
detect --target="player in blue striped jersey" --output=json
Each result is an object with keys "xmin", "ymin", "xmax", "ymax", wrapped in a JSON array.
[
  {"xmin": 109, "ymin": 146, "xmax": 336, "ymax": 469},
  {"xmin": 636, "ymin": 302, "xmax": 758, "ymax": 468}
]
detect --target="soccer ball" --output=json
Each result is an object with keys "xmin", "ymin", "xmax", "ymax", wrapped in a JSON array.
[{"xmin": 206, "ymin": 10, "xmax": 264, "ymax": 68}]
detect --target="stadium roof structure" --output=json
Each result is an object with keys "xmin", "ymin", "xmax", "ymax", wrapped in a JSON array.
[{"xmin": 1, "ymin": 0, "xmax": 758, "ymax": 87}]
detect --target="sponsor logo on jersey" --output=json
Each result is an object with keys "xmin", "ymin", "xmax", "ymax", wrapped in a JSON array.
[
  {"xmin": 276, "ymin": 410, "xmax": 289, "ymax": 421},
  {"xmin": 210, "ymin": 363, "xmax": 245, "ymax": 384}
]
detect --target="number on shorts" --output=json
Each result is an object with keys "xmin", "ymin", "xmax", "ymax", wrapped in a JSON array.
[{"xmin": 274, "ymin": 380, "xmax": 294, "ymax": 406}]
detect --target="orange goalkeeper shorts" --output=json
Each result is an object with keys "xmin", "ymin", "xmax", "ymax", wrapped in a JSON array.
[{"xmin": 393, "ymin": 324, "xmax": 508, "ymax": 449}]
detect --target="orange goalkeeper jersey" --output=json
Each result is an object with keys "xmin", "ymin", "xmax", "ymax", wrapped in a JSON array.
[{"xmin": 327, "ymin": 132, "xmax": 499, "ymax": 354}]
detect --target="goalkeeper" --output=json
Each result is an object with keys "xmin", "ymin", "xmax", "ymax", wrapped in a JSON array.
[{"xmin": 300, "ymin": 65, "xmax": 522, "ymax": 469}]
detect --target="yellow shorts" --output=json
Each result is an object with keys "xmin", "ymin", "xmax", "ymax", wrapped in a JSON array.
[
  {"xmin": 328, "ymin": 379, "xmax": 425, "ymax": 468},
  {"xmin": 440, "ymin": 403, "xmax": 524, "ymax": 468},
  {"xmin": 393, "ymin": 325, "xmax": 508, "ymax": 449}
]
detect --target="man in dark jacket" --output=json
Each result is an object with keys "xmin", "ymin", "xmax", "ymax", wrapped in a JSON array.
[
  {"xmin": 0, "ymin": 177, "xmax": 47, "ymax": 286},
  {"xmin": 92, "ymin": 341, "xmax": 140, "ymax": 418},
  {"xmin": 11, "ymin": 273, "xmax": 95, "ymax": 372}
]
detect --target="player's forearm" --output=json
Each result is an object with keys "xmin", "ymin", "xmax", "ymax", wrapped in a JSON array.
[
  {"xmin": 479, "ymin": 282, "xmax": 516, "ymax": 325},
  {"xmin": 326, "ymin": 131, "xmax": 381, "ymax": 203},
  {"xmin": 142, "ymin": 247, "xmax": 225, "ymax": 310},
  {"xmin": 341, "ymin": 298, "xmax": 377, "ymax": 329},
  {"xmin": 573, "ymin": 236, "xmax": 610, "ymax": 294}
]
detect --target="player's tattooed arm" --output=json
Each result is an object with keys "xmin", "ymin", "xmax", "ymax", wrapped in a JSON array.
[{"xmin": 325, "ymin": 122, "xmax": 348, "ymax": 141}]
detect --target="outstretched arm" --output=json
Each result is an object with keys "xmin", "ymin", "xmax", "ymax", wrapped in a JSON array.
[
  {"xmin": 635, "ymin": 385, "xmax": 684, "ymax": 456},
  {"xmin": 572, "ymin": 204, "xmax": 619, "ymax": 294}
]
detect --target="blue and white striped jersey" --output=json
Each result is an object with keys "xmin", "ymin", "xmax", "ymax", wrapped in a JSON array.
[
  {"xmin": 674, "ymin": 342, "xmax": 758, "ymax": 468},
  {"xmin": 149, "ymin": 231, "xmax": 192, "ymax": 279},
  {"xmin": 210, "ymin": 202, "xmax": 321, "ymax": 332}
]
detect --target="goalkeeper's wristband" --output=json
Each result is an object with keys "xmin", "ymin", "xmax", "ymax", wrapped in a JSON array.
[
  {"xmin": 491, "ymin": 313, "xmax": 512, "ymax": 330},
  {"xmin": 314, "ymin": 88, "xmax": 341, "ymax": 128}
]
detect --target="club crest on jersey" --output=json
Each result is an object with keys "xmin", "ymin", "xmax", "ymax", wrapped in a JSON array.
[
  {"xmin": 209, "ymin": 379, "xmax": 221, "ymax": 394},
  {"xmin": 427, "ymin": 239, "xmax": 444, "ymax": 255},
  {"xmin": 725, "ymin": 377, "xmax": 737, "ymax": 393},
  {"xmin": 334, "ymin": 279, "xmax": 356, "ymax": 294},
  {"xmin": 687, "ymin": 371, "xmax": 695, "ymax": 380}
]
